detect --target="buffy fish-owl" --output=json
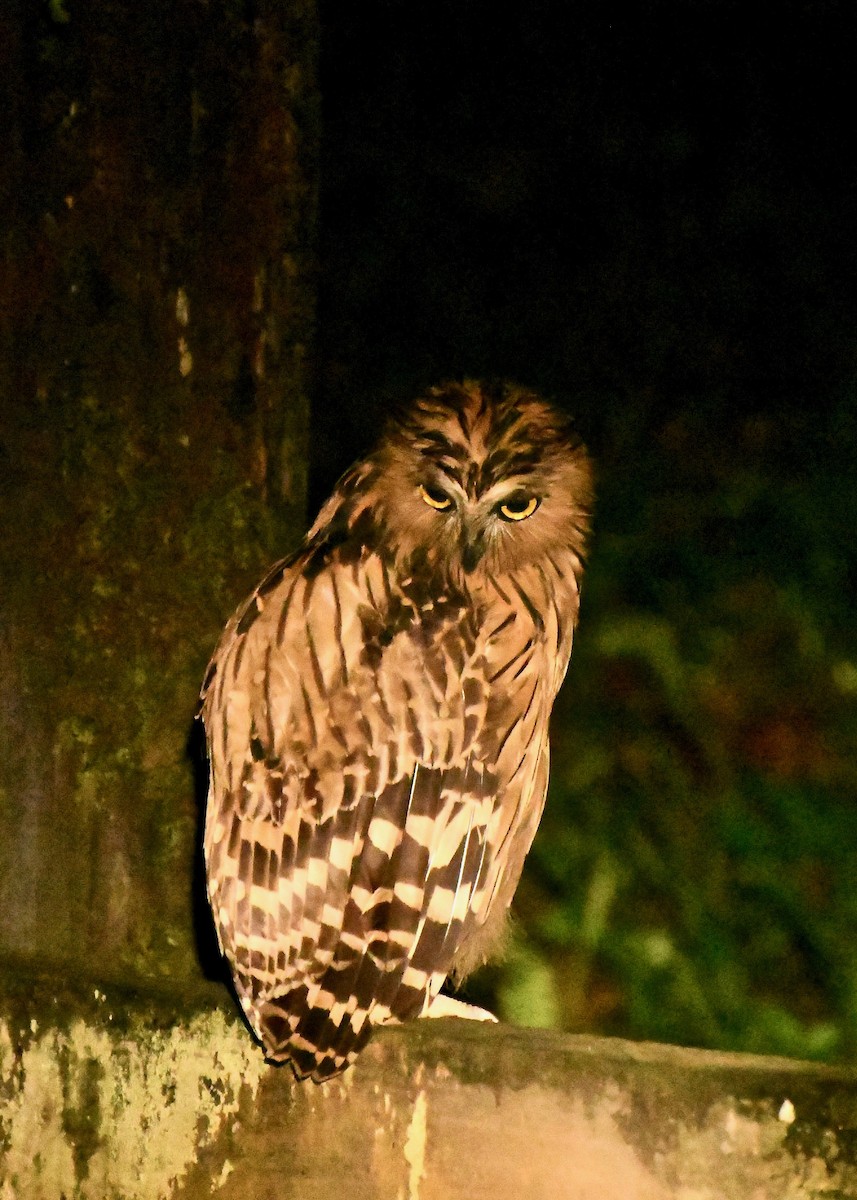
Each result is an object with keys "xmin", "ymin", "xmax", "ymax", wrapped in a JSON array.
[{"xmin": 200, "ymin": 380, "xmax": 592, "ymax": 1080}]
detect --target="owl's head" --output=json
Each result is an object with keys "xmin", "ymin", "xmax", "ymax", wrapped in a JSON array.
[{"xmin": 339, "ymin": 380, "xmax": 593, "ymax": 580}]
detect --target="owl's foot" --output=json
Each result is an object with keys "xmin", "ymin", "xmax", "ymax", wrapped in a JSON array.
[{"xmin": 421, "ymin": 994, "xmax": 498, "ymax": 1022}]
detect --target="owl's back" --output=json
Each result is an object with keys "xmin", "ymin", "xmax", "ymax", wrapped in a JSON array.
[
  {"xmin": 201, "ymin": 536, "xmax": 578, "ymax": 1079},
  {"xmin": 202, "ymin": 379, "xmax": 591, "ymax": 1080}
]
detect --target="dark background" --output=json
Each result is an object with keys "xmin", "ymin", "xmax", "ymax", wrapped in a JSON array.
[{"xmin": 313, "ymin": 1, "xmax": 857, "ymax": 1060}]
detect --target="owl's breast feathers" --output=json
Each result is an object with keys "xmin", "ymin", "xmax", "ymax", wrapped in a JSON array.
[{"xmin": 201, "ymin": 537, "xmax": 580, "ymax": 1080}]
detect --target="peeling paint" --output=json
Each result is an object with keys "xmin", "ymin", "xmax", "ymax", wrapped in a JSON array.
[
  {"xmin": 0, "ymin": 1010, "xmax": 266, "ymax": 1200},
  {"xmin": 178, "ymin": 337, "xmax": 193, "ymax": 377},
  {"xmin": 213, "ymin": 1159, "xmax": 234, "ymax": 1189},
  {"xmin": 3, "ymin": 1005, "xmax": 857, "ymax": 1198},
  {"xmin": 403, "ymin": 1089, "xmax": 427, "ymax": 1200}
]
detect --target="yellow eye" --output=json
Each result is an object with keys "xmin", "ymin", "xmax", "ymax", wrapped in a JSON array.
[
  {"xmin": 419, "ymin": 484, "xmax": 453, "ymax": 511},
  {"xmin": 498, "ymin": 495, "xmax": 539, "ymax": 521}
]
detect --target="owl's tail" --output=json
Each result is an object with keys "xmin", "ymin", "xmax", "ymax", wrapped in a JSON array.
[{"xmin": 258, "ymin": 990, "xmax": 374, "ymax": 1081}]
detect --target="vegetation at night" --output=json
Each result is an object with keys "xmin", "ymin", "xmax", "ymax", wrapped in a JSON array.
[
  {"xmin": 3, "ymin": 0, "xmax": 855, "ymax": 1068},
  {"xmin": 317, "ymin": 2, "xmax": 857, "ymax": 1062}
]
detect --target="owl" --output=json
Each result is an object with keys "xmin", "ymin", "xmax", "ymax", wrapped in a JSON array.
[{"xmin": 200, "ymin": 379, "xmax": 592, "ymax": 1081}]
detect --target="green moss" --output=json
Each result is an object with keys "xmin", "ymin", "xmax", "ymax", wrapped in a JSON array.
[
  {"xmin": 0, "ymin": 0, "xmax": 316, "ymax": 993},
  {"xmin": 0, "ymin": 1000, "xmax": 266, "ymax": 1200}
]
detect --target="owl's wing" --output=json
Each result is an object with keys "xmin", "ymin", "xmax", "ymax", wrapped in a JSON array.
[{"xmin": 201, "ymin": 547, "xmax": 558, "ymax": 1080}]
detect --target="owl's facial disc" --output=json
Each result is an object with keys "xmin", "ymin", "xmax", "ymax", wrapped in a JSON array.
[
  {"xmin": 415, "ymin": 479, "xmax": 543, "ymax": 573},
  {"xmin": 418, "ymin": 481, "xmax": 540, "ymax": 523}
]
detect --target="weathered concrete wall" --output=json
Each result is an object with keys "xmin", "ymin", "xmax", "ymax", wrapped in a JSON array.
[
  {"xmin": 2, "ymin": 9, "xmax": 856, "ymax": 1199},
  {"xmin": 0, "ymin": 0, "xmax": 317, "ymax": 990},
  {"xmin": 2, "ymin": 979, "xmax": 856, "ymax": 1199}
]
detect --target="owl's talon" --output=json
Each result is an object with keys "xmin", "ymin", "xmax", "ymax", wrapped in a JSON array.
[{"xmin": 422, "ymin": 994, "xmax": 498, "ymax": 1022}]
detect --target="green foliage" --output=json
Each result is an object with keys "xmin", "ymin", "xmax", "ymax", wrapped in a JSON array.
[
  {"xmin": 479, "ymin": 395, "xmax": 857, "ymax": 1064},
  {"xmin": 47, "ymin": 0, "xmax": 70, "ymax": 24},
  {"xmin": 318, "ymin": 2, "xmax": 857, "ymax": 1065}
]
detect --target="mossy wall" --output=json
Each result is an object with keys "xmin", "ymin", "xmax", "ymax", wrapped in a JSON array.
[
  {"xmin": 2, "ymin": 978, "xmax": 857, "ymax": 1199},
  {"xmin": 0, "ymin": 0, "xmax": 317, "ymax": 990}
]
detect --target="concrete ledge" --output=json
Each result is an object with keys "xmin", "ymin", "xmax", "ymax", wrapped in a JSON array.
[{"xmin": 2, "ymin": 978, "xmax": 856, "ymax": 1199}]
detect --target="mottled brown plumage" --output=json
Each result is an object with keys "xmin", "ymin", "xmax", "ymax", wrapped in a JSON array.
[{"xmin": 200, "ymin": 380, "xmax": 592, "ymax": 1080}]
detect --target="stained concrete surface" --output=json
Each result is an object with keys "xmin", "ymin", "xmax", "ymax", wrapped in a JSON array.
[{"xmin": 2, "ymin": 978, "xmax": 856, "ymax": 1199}]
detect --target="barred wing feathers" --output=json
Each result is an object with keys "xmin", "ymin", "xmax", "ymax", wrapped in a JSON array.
[{"xmin": 201, "ymin": 542, "xmax": 578, "ymax": 1081}]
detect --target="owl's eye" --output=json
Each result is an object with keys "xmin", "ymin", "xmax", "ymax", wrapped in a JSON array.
[
  {"xmin": 419, "ymin": 484, "xmax": 453, "ymax": 511},
  {"xmin": 498, "ymin": 494, "xmax": 539, "ymax": 522}
]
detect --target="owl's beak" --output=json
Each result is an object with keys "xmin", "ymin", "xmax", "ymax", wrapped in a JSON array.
[{"xmin": 460, "ymin": 534, "xmax": 487, "ymax": 573}]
